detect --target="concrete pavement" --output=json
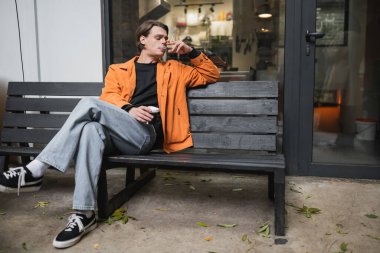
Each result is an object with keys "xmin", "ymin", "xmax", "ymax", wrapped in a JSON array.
[{"xmin": 0, "ymin": 168, "xmax": 379, "ymax": 253}]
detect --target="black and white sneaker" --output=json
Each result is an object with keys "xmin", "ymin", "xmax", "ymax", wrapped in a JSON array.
[
  {"xmin": 53, "ymin": 212, "xmax": 97, "ymax": 249},
  {"xmin": 0, "ymin": 166, "xmax": 43, "ymax": 194}
]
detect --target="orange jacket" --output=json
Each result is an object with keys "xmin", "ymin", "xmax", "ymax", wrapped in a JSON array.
[{"xmin": 100, "ymin": 52, "xmax": 220, "ymax": 153}]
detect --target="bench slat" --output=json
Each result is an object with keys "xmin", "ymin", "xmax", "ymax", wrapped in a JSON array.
[
  {"xmin": 192, "ymin": 133, "xmax": 276, "ymax": 151},
  {"xmin": 106, "ymin": 153, "xmax": 285, "ymax": 171},
  {"xmin": 188, "ymin": 99, "xmax": 278, "ymax": 115},
  {"xmin": 3, "ymin": 113, "xmax": 68, "ymax": 128},
  {"xmin": 1, "ymin": 128, "xmax": 58, "ymax": 143},
  {"xmin": 7, "ymin": 82, "xmax": 103, "ymax": 96},
  {"xmin": 190, "ymin": 116, "xmax": 277, "ymax": 133},
  {"xmin": 0, "ymin": 146, "xmax": 43, "ymax": 156},
  {"xmin": 188, "ymin": 81, "xmax": 278, "ymax": 98},
  {"xmin": 6, "ymin": 97, "xmax": 81, "ymax": 112}
]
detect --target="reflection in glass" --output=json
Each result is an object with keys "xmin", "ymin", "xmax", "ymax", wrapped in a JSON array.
[{"xmin": 313, "ymin": 0, "xmax": 380, "ymax": 165}]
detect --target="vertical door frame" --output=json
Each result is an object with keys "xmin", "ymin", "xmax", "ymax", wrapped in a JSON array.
[
  {"xmin": 101, "ymin": 0, "xmax": 111, "ymax": 77},
  {"xmin": 283, "ymin": 0, "xmax": 305, "ymax": 175}
]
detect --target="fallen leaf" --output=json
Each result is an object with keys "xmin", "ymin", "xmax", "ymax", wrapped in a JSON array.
[
  {"xmin": 34, "ymin": 201, "xmax": 49, "ymax": 208},
  {"xmin": 204, "ymin": 236, "xmax": 213, "ymax": 241},
  {"xmin": 242, "ymin": 234, "xmax": 252, "ymax": 244},
  {"xmin": 365, "ymin": 213, "xmax": 378, "ymax": 219},
  {"xmin": 340, "ymin": 242, "xmax": 348, "ymax": 252},
  {"xmin": 196, "ymin": 221, "xmax": 209, "ymax": 227},
  {"xmin": 290, "ymin": 187, "xmax": 302, "ymax": 193},
  {"xmin": 106, "ymin": 207, "xmax": 136, "ymax": 225},
  {"xmin": 305, "ymin": 195, "xmax": 312, "ymax": 199},
  {"xmin": 295, "ymin": 205, "xmax": 321, "ymax": 218},
  {"xmin": 93, "ymin": 243, "xmax": 101, "ymax": 249},
  {"xmin": 332, "ymin": 242, "xmax": 350, "ymax": 253},
  {"xmin": 189, "ymin": 185, "xmax": 196, "ymax": 190},
  {"xmin": 257, "ymin": 223, "xmax": 270, "ymax": 238},
  {"xmin": 232, "ymin": 188, "xmax": 243, "ymax": 192},
  {"xmin": 121, "ymin": 216, "xmax": 129, "ymax": 224},
  {"xmin": 217, "ymin": 224, "xmax": 238, "ymax": 228}
]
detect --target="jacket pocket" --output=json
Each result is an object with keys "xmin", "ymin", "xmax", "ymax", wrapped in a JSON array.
[{"xmin": 169, "ymin": 107, "xmax": 190, "ymax": 143}]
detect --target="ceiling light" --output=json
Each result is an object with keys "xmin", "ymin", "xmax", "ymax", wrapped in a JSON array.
[{"xmin": 258, "ymin": 3, "xmax": 272, "ymax": 18}]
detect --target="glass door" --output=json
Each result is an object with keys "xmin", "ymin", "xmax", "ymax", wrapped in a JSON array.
[{"xmin": 298, "ymin": 0, "xmax": 380, "ymax": 178}]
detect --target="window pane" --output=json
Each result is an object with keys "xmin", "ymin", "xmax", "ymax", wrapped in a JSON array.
[{"xmin": 312, "ymin": 0, "xmax": 380, "ymax": 165}]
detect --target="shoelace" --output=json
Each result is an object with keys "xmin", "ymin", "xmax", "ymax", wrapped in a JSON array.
[
  {"xmin": 3, "ymin": 167, "xmax": 26, "ymax": 196},
  {"xmin": 64, "ymin": 214, "xmax": 85, "ymax": 232}
]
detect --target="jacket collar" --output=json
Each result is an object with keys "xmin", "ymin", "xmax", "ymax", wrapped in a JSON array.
[
  {"xmin": 119, "ymin": 56, "xmax": 164, "ymax": 71},
  {"xmin": 119, "ymin": 56, "xmax": 139, "ymax": 71}
]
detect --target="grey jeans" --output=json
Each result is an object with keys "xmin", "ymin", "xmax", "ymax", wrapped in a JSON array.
[{"xmin": 37, "ymin": 97, "xmax": 156, "ymax": 210}]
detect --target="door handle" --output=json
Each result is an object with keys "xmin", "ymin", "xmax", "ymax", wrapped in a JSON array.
[
  {"xmin": 305, "ymin": 30, "xmax": 325, "ymax": 43},
  {"xmin": 305, "ymin": 30, "xmax": 325, "ymax": 56}
]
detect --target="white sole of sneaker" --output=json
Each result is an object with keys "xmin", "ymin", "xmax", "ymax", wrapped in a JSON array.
[
  {"xmin": 52, "ymin": 220, "xmax": 97, "ymax": 249},
  {"xmin": 0, "ymin": 185, "xmax": 41, "ymax": 193}
]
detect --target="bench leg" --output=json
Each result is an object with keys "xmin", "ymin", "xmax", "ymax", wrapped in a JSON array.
[
  {"xmin": 21, "ymin": 156, "xmax": 32, "ymax": 166},
  {"xmin": 97, "ymin": 164, "xmax": 156, "ymax": 220},
  {"xmin": 268, "ymin": 172, "xmax": 274, "ymax": 201},
  {"xmin": 126, "ymin": 167, "xmax": 135, "ymax": 185},
  {"xmin": 0, "ymin": 156, "xmax": 9, "ymax": 173},
  {"xmin": 97, "ymin": 166, "xmax": 109, "ymax": 219},
  {"xmin": 274, "ymin": 169, "xmax": 285, "ymax": 236}
]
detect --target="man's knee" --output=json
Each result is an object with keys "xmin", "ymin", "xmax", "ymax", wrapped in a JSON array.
[{"xmin": 82, "ymin": 122, "xmax": 106, "ymax": 140}]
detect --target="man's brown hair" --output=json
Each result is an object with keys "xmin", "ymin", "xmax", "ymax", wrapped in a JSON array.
[{"xmin": 136, "ymin": 20, "xmax": 169, "ymax": 52}]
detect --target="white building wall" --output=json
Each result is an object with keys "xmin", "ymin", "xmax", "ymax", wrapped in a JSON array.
[
  {"xmin": 0, "ymin": 0, "xmax": 24, "ymax": 101},
  {"xmin": 37, "ymin": 0, "xmax": 103, "ymax": 81},
  {"xmin": 0, "ymin": 0, "xmax": 103, "ymax": 128}
]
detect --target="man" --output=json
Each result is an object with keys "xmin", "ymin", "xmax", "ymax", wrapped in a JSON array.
[{"xmin": 0, "ymin": 20, "xmax": 219, "ymax": 248}]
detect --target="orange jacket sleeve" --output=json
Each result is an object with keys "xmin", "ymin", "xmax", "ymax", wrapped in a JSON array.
[{"xmin": 182, "ymin": 52, "xmax": 220, "ymax": 88}]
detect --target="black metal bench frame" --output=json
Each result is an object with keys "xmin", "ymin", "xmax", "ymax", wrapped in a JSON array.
[{"xmin": 0, "ymin": 81, "xmax": 285, "ymax": 236}]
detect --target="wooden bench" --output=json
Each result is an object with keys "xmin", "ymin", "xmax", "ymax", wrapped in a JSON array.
[{"xmin": 0, "ymin": 81, "xmax": 285, "ymax": 236}]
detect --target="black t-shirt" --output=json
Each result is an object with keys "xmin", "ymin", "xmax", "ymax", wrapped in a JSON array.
[
  {"xmin": 128, "ymin": 62, "xmax": 163, "ymax": 148},
  {"xmin": 131, "ymin": 62, "xmax": 158, "ymax": 107}
]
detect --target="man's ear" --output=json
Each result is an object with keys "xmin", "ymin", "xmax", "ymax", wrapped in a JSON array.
[{"xmin": 140, "ymin": 36, "xmax": 146, "ymax": 46}]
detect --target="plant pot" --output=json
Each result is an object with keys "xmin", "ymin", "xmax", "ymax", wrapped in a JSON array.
[{"xmin": 355, "ymin": 118, "xmax": 377, "ymax": 141}]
